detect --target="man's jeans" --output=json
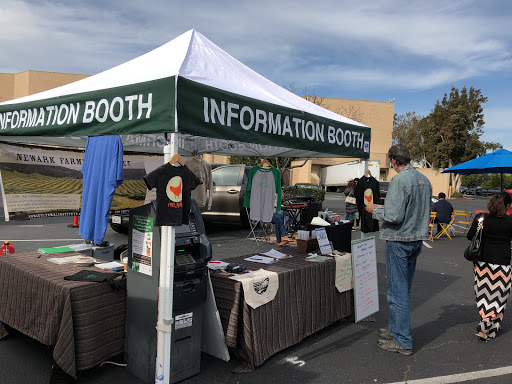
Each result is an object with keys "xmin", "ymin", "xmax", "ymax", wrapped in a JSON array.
[
  {"xmin": 272, "ymin": 211, "xmax": 286, "ymax": 242},
  {"xmin": 385, "ymin": 240, "xmax": 422, "ymax": 349}
]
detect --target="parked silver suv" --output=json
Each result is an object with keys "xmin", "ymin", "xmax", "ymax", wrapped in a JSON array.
[{"xmin": 200, "ymin": 164, "xmax": 249, "ymax": 227}]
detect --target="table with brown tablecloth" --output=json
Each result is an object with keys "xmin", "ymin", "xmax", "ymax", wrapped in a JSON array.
[
  {"xmin": 210, "ymin": 248, "xmax": 353, "ymax": 372},
  {"xmin": 0, "ymin": 251, "xmax": 126, "ymax": 378}
]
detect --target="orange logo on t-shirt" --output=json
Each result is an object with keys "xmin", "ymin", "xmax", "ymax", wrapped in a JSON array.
[
  {"xmin": 364, "ymin": 188, "xmax": 373, "ymax": 205},
  {"xmin": 166, "ymin": 176, "xmax": 182, "ymax": 202}
]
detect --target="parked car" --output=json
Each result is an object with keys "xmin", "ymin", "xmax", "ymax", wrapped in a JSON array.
[
  {"xmin": 294, "ymin": 183, "xmax": 321, "ymax": 190},
  {"xmin": 464, "ymin": 186, "xmax": 482, "ymax": 195},
  {"xmin": 481, "ymin": 188, "xmax": 501, "ymax": 196},
  {"xmin": 109, "ymin": 164, "xmax": 250, "ymax": 233},
  {"xmin": 200, "ymin": 164, "xmax": 249, "ymax": 227}
]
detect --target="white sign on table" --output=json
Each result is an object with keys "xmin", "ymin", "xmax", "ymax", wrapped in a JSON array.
[
  {"xmin": 351, "ymin": 236, "xmax": 379, "ymax": 322},
  {"xmin": 314, "ymin": 227, "xmax": 333, "ymax": 254}
]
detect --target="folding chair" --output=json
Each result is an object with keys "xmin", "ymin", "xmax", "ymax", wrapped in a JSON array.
[
  {"xmin": 453, "ymin": 210, "xmax": 473, "ymax": 236},
  {"xmin": 427, "ymin": 212, "xmax": 436, "ymax": 242},
  {"xmin": 242, "ymin": 207, "xmax": 272, "ymax": 246},
  {"xmin": 435, "ymin": 215, "xmax": 455, "ymax": 240}
]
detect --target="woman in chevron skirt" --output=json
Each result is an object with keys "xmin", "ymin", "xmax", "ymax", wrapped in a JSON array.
[{"xmin": 467, "ymin": 192, "xmax": 512, "ymax": 341}]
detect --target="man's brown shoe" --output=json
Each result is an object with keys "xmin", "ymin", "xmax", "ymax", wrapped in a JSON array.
[
  {"xmin": 378, "ymin": 340, "xmax": 413, "ymax": 356},
  {"xmin": 378, "ymin": 328, "xmax": 393, "ymax": 340}
]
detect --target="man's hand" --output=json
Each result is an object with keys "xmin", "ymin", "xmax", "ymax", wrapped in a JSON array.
[{"xmin": 366, "ymin": 203, "xmax": 375, "ymax": 213}]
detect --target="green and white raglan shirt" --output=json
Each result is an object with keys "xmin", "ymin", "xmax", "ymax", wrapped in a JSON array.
[{"xmin": 243, "ymin": 166, "xmax": 282, "ymax": 222}]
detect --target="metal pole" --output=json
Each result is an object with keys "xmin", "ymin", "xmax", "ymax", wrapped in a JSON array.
[{"xmin": 155, "ymin": 134, "xmax": 178, "ymax": 384}]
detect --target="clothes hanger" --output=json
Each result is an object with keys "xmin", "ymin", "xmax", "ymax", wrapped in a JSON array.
[
  {"xmin": 169, "ymin": 153, "xmax": 184, "ymax": 166},
  {"xmin": 260, "ymin": 158, "xmax": 272, "ymax": 168},
  {"xmin": 364, "ymin": 169, "xmax": 372, "ymax": 177}
]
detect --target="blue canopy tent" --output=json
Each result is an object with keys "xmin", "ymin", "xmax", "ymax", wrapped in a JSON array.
[{"xmin": 442, "ymin": 149, "xmax": 512, "ymax": 191}]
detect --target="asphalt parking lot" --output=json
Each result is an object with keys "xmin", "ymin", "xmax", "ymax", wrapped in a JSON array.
[{"xmin": 1, "ymin": 194, "xmax": 512, "ymax": 384}]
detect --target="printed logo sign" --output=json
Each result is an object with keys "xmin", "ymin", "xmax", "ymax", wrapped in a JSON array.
[
  {"xmin": 253, "ymin": 277, "xmax": 270, "ymax": 294},
  {"xmin": 364, "ymin": 141, "xmax": 370, "ymax": 152},
  {"xmin": 166, "ymin": 176, "xmax": 183, "ymax": 202},
  {"xmin": 364, "ymin": 188, "xmax": 373, "ymax": 205}
]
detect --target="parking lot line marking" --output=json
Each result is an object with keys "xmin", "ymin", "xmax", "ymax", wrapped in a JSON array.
[
  {"xmin": 385, "ymin": 366, "xmax": 512, "ymax": 384},
  {"xmin": 6, "ymin": 239, "xmax": 84, "ymax": 242},
  {"xmin": 422, "ymin": 241, "xmax": 432, "ymax": 249}
]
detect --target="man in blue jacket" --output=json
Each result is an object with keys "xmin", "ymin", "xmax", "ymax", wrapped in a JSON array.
[
  {"xmin": 366, "ymin": 144, "xmax": 432, "ymax": 356},
  {"xmin": 432, "ymin": 192, "xmax": 454, "ymax": 234}
]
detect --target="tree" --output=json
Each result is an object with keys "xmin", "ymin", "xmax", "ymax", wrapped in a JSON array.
[
  {"xmin": 392, "ymin": 112, "xmax": 428, "ymax": 165},
  {"xmin": 423, "ymin": 86, "xmax": 487, "ymax": 168},
  {"xmin": 423, "ymin": 86, "xmax": 488, "ymax": 191},
  {"xmin": 461, "ymin": 174, "xmax": 488, "ymax": 195},
  {"xmin": 336, "ymin": 105, "xmax": 365, "ymax": 123},
  {"xmin": 229, "ymin": 156, "xmax": 308, "ymax": 183}
]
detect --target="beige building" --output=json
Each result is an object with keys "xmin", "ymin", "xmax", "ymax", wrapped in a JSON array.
[
  {"xmin": 290, "ymin": 97, "xmax": 395, "ymax": 186},
  {"xmin": 0, "ymin": 70, "xmax": 89, "ymax": 103}
]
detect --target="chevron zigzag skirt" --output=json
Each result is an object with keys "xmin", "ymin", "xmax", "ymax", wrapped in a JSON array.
[{"xmin": 474, "ymin": 261, "xmax": 512, "ymax": 339}]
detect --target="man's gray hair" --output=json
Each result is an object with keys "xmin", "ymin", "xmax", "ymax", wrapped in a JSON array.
[{"xmin": 388, "ymin": 144, "xmax": 411, "ymax": 167}]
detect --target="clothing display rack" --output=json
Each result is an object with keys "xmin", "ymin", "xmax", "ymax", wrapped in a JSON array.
[{"xmin": 242, "ymin": 207, "xmax": 273, "ymax": 245}]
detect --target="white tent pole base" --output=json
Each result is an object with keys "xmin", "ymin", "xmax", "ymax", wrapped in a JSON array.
[{"xmin": 155, "ymin": 136, "xmax": 178, "ymax": 384}]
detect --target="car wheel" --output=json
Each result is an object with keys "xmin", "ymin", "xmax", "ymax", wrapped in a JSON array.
[{"xmin": 110, "ymin": 222, "xmax": 128, "ymax": 234}]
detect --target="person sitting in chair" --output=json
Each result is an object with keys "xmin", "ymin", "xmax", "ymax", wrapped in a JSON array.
[
  {"xmin": 432, "ymin": 192, "xmax": 454, "ymax": 234},
  {"xmin": 272, "ymin": 211, "xmax": 292, "ymax": 246}
]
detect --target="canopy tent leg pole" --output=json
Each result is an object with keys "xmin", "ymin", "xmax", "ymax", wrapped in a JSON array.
[
  {"xmin": 360, "ymin": 160, "xmax": 369, "ymax": 240},
  {"xmin": 501, "ymin": 169, "xmax": 503, "ymax": 192},
  {"xmin": 155, "ymin": 133, "xmax": 178, "ymax": 384},
  {"xmin": 0, "ymin": 171, "xmax": 9, "ymax": 222}
]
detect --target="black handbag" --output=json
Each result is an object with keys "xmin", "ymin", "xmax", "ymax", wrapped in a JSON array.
[{"xmin": 464, "ymin": 214, "xmax": 485, "ymax": 262}]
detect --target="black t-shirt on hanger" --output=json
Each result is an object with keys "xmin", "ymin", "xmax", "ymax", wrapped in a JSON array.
[
  {"xmin": 143, "ymin": 163, "xmax": 200, "ymax": 226},
  {"xmin": 355, "ymin": 175, "xmax": 381, "ymax": 233}
]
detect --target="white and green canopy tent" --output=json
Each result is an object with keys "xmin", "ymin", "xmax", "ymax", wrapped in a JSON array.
[
  {"xmin": 0, "ymin": 29, "xmax": 370, "ymax": 158},
  {"xmin": 0, "ymin": 29, "xmax": 371, "ymax": 384}
]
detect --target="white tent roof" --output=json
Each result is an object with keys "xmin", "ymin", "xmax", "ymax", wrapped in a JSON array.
[
  {"xmin": 0, "ymin": 30, "xmax": 371, "ymax": 158},
  {"xmin": 2, "ymin": 30, "xmax": 365, "ymax": 128}
]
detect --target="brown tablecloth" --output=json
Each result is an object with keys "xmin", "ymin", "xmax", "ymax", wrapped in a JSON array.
[
  {"xmin": 210, "ymin": 248, "xmax": 353, "ymax": 372},
  {"xmin": 0, "ymin": 252, "xmax": 126, "ymax": 378}
]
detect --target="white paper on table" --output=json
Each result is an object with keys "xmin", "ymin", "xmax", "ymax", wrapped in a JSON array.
[
  {"xmin": 244, "ymin": 255, "xmax": 275, "ymax": 264},
  {"xmin": 261, "ymin": 249, "xmax": 289, "ymax": 259},
  {"xmin": 207, "ymin": 261, "xmax": 230, "ymax": 270},
  {"xmin": 95, "ymin": 261, "xmax": 123, "ymax": 270}
]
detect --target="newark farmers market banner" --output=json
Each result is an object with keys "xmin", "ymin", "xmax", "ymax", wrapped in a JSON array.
[{"xmin": 0, "ymin": 143, "xmax": 151, "ymax": 220}]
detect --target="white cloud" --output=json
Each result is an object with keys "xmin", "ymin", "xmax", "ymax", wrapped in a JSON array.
[{"xmin": 1, "ymin": 0, "xmax": 511, "ymax": 93}]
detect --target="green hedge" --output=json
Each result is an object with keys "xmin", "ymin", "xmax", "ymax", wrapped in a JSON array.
[{"xmin": 282, "ymin": 186, "xmax": 325, "ymax": 203}]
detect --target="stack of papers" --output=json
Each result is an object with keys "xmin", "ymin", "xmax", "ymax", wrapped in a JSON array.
[
  {"xmin": 244, "ymin": 255, "xmax": 276, "ymax": 264},
  {"xmin": 305, "ymin": 254, "xmax": 331, "ymax": 263},
  {"xmin": 261, "ymin": 249, "xmax": 290, "ymax": 259},
  {"xmin": 47, "ymin": 255, "xmax": 93, "ymax": 264},
  {"xmin": 95, "ymin": 261, "xmax": 124, "ymax": 271},
  {"xmin": 207, "ymin": 260, "xmax": 230, "ymax": 270}
]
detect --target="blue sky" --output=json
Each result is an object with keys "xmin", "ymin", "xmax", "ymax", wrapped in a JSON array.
[{"xmin": 1, "ymin": 0, "xmax": 511, "ymax": 150}]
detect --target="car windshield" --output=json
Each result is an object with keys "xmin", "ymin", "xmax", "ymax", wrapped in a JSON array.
[{"xmin": 295, "ymin": 183, "xmax": 320, "ymax": 189}]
